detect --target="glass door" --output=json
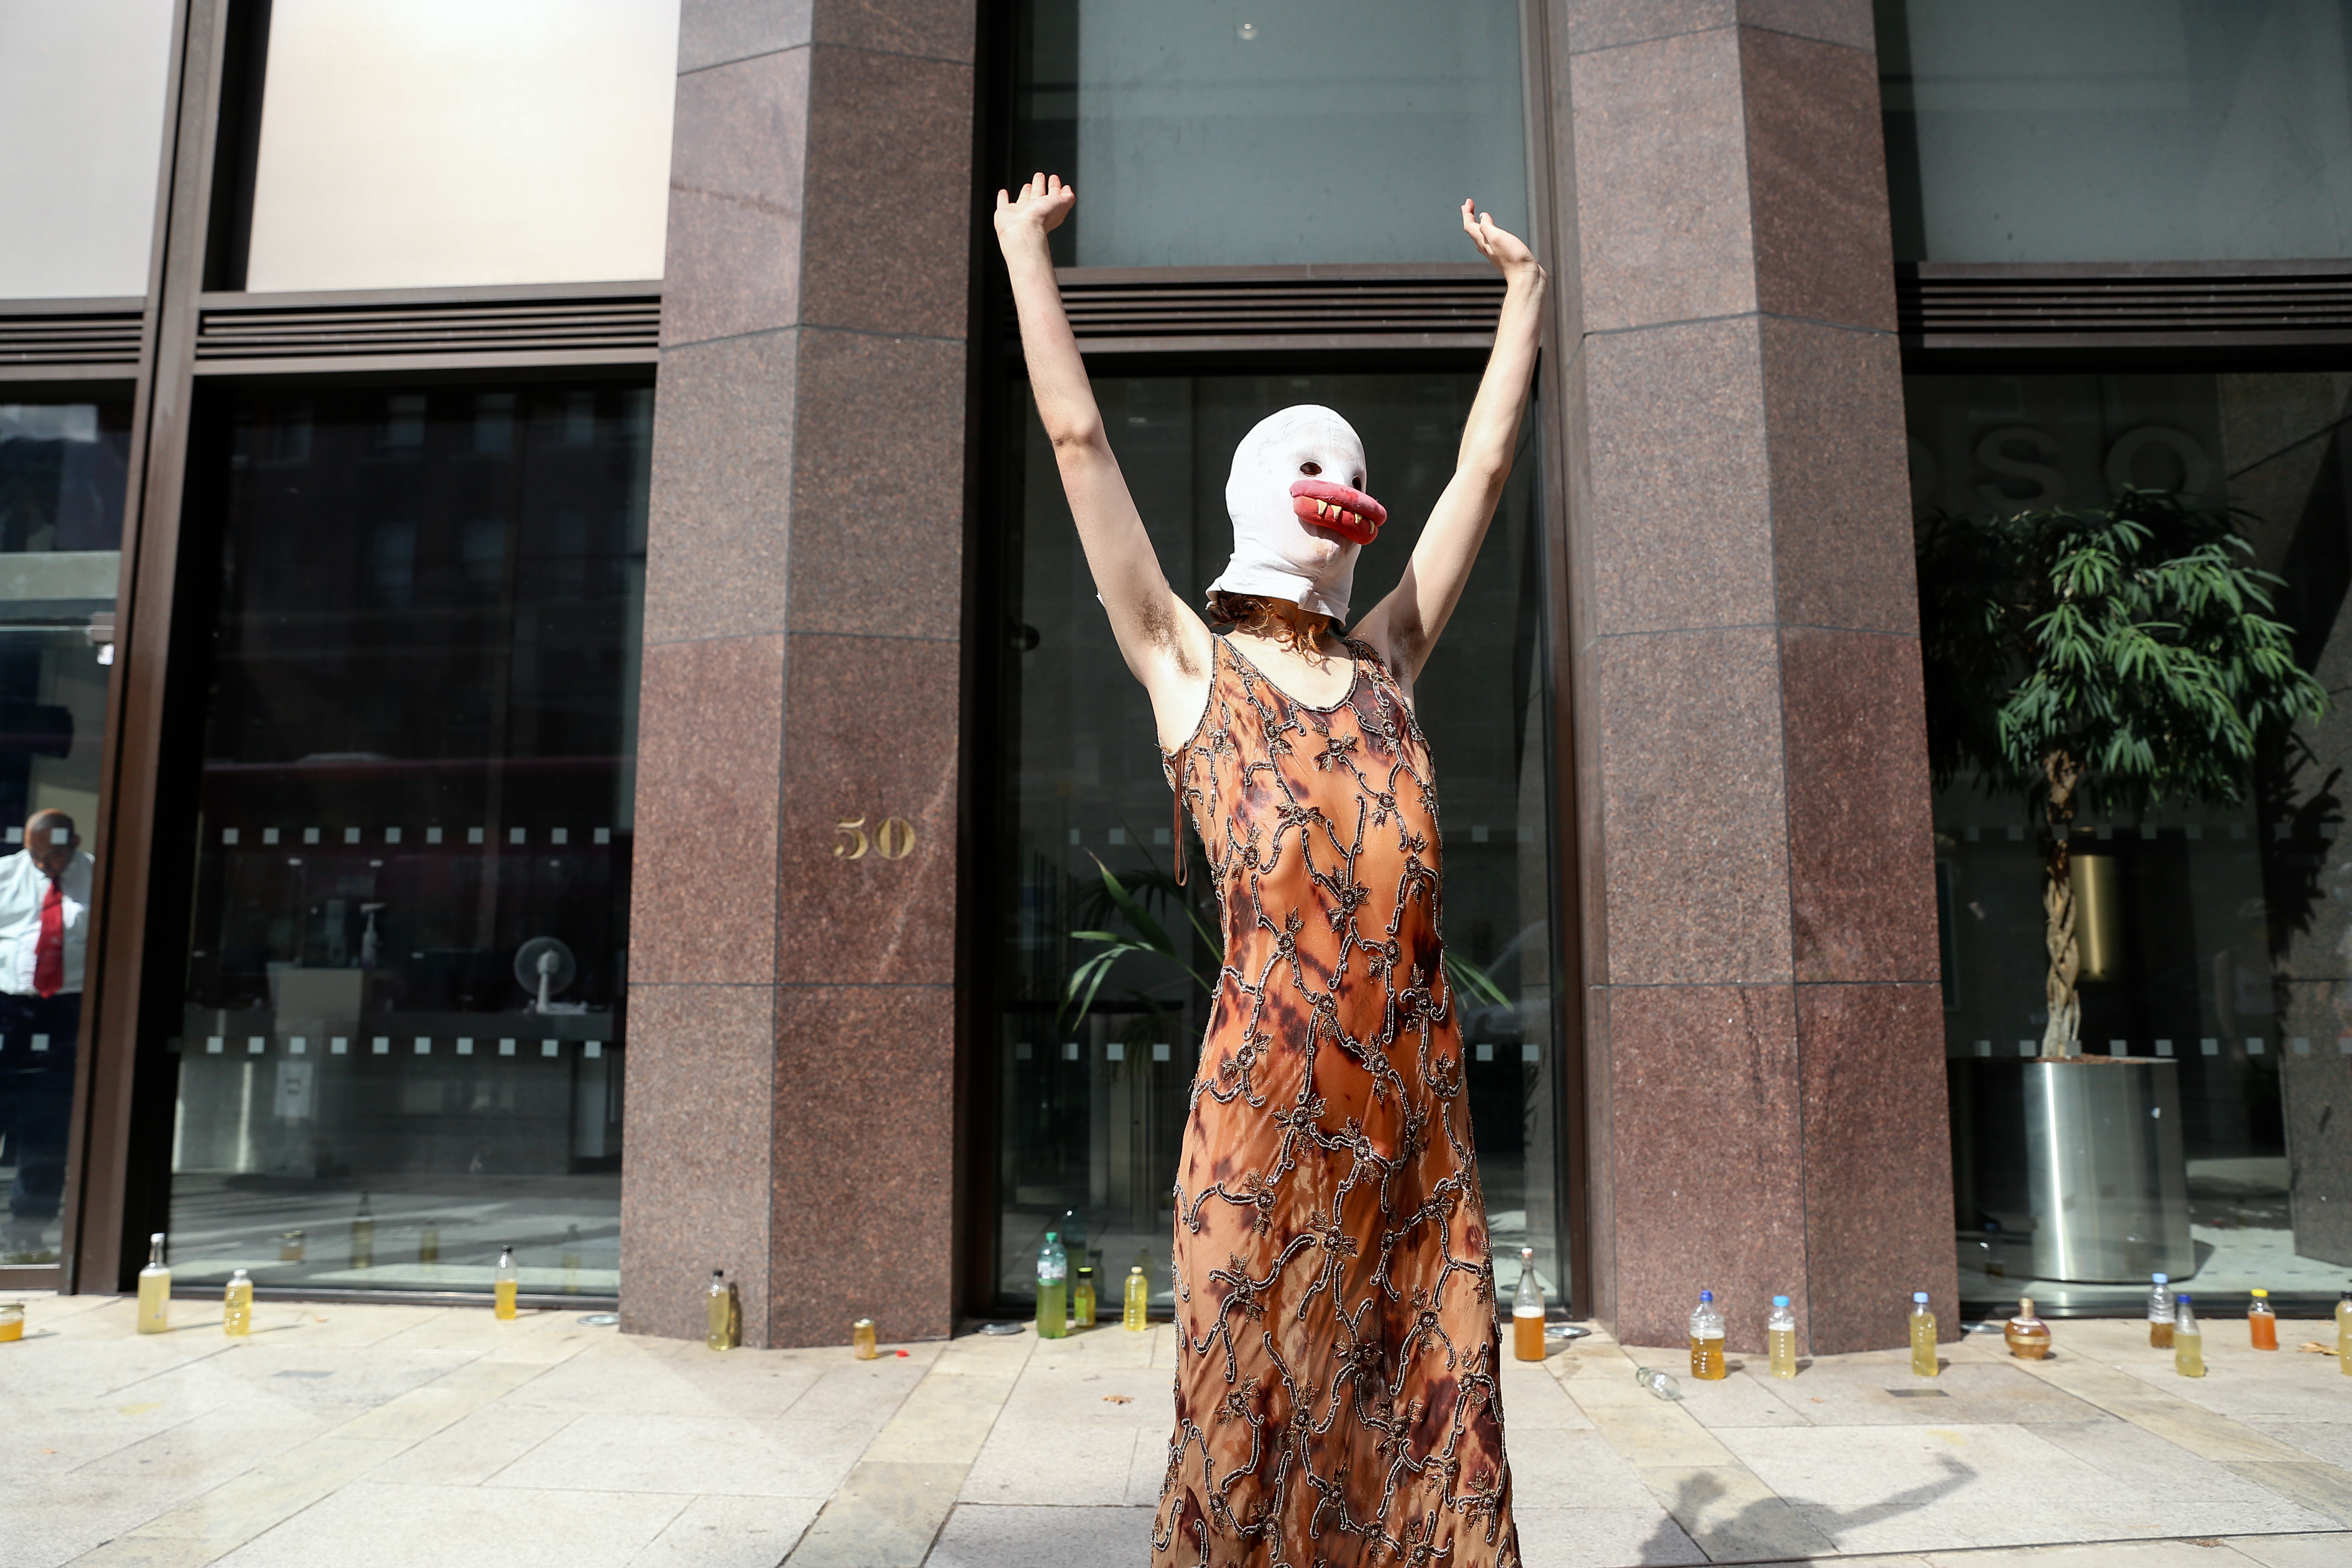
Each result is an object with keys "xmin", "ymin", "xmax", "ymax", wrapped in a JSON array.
[
  {"xmin": 162, "ymin": 380, "xmax": 649, "ymax": 1299},
  {"xmin": 0, "ymin": 395, "xmax": 132, "ymax": 1272}
]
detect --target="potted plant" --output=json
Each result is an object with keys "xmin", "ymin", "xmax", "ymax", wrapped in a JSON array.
[{"xmin": 1919, "ymin": 490, "xmax": 2326, "ymax": 1281}]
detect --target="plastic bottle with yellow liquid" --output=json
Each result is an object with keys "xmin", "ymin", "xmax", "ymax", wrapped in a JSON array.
[
  {"xmin": 705, "ymin": 1270, "xmax": 731, "ymax": 1350},
  {"xmin": 1035, "ymin": 1232, "xmax": 1069, "ymax": 1339},
  {"xmin": 2335, "ymin": 1288, "xmax": 2350, "ymax": 1375},
  {"xmin": 1513, "ymin": 1248, "xmax": 1547, "ymax": 1362},
  {"xmin": 1123, "ymin": 1265, "xmax": 1149, "ymax": 1332},
  {"xmin": 2248, "ymin": 1288, "xmax": 2277, "ymax": 1351},
  {"xmin": 1767, "ymin": 1295, "xmax": 1798, "ymax": 1378},
  {"xmin": 136, "ymin": 1233, "xmax": 171, "ymax": 1334},
  {"xmin": 350, "ymin": 1193, "xmax": 374, "ymax": 1270},
  {"xmin": 1074, "ymin": 1265, "xmax": 1097, "ymax": 1329},
  {"xmin": 2147, "ymin": 1273, "xmax": 2174, "ymax": 1349},
  {"xmin": 223, "ymin": 1268, "xmax": 253, "ymax": 1337},
  {"xmin": 493, "ymin": 1246, "xmax": 518, "ymax": 1320},
  {"xmin": 852, "ymin": 1317, "xmax": 878, "ymax": 1359},
  {"xmin": 1687, "ymin": 1289, "xmax": 1725, "ymax": 1380},
  {"xmin": 1909, "ymin": 1292, "xmax": 1939, "ymax": 1377},
  {"xmin": 2173, "ymin": 1294, "xmax": 2205, "ymax": 1377}
]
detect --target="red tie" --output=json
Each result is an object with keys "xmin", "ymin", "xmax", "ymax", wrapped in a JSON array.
[{"xmin": 34, "ymin": 880, "xmax": 63, "ymax": 998}]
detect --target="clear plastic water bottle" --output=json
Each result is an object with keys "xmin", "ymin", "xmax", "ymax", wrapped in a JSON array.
[
  {"xmin": 1035, "ymin": 1231, "xmax": 1069, "ymax": 1340},
  {"xmin": 1688, "ymin": 1289, "xmax": 1725, "ymax": 1380},
  {"xmin": 1767, "ymin": 1295, "xmax": 1797, "ymax": 1378},
  {"xmin": 2147, "ymin": 1272, "xmax": 2174, "ymax": 1348},
  {"xmin": 1634, "ymin": 1366, "xmax": 1682, "ymax": 1400}
]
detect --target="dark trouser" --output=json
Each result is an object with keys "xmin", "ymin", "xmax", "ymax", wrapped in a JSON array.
[{"xmin": 0, "ymin": 991, "xmax": 80, "ymax": 1221}]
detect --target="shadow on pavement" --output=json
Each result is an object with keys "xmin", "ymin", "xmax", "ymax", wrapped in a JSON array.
[{"xmin": 1637, "ymin": 1450, "xmax": 1975, "ymax": 1564}]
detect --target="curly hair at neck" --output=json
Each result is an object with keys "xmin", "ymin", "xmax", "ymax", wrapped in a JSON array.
[{"xmin": 1206, "ymin": 590, "xmax": 1337, "ymax": 656}]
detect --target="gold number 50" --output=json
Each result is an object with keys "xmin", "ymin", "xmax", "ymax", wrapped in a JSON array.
[{"xmin": 835, "ymin": 815, "xmax": 916, "ymax": 861}]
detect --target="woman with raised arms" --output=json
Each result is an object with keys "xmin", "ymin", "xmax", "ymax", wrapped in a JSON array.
[{"xmin": 995, "ymin": 171, "xmax": 1545, "ymax": 1568}]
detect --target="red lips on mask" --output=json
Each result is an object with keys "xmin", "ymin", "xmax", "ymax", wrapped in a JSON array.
[{"xmin": 1289, "ymin": 479, "xmax": 1387, "ymax": 545}]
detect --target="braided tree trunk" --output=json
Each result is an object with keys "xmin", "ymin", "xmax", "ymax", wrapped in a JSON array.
[{"xmin": 2040, "ymin": 748, "xmax": 2085, "ymax": 1060}]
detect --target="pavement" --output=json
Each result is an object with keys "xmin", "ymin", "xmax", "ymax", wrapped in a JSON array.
[{"xmin": 2, "ymin": 1293, "xmax": 2348, "ymax": 1567}]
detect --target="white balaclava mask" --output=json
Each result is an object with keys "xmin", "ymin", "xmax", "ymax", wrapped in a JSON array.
[{"xmin": 1207, "ymin": 404, "xmax": 1387, "ymax": 623}]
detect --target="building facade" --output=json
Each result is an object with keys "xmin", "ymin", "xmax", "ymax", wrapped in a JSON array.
[{"xmin": 4, "ymin": 0, "xmax": 2347, "ymax": 1354}]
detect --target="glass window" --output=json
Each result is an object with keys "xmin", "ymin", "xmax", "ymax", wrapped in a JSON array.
[
  {"xmin": 1879, "ymin": 0, "xmax": 2352, "ymax": 263},
  {"xmin": 990, "ymin": 371, "xmax": 1562, "ymax": 1315},
  {"xmin": 1911, "ymin": 370, "xmax": 2352, "ymax": 1311},
  {"xmin": 165, "ymin": 380, "xmax": 649, "ymax": 1298},
  {"xmin": 1012, "ymin": 0, "xmax": 1527, "ymax": 268},
  {"xmin": 242, "ymin": 0, "xmax": 679, "ymax": 292},
  {"xmin": 0, "ymin": 397, "xmax": 129, "ymax": 1269},
  {"xmin": 0, "ymin": 0, "xmax": 176, "ymax": 297}
]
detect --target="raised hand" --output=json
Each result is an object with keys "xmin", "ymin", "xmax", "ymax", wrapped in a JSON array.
[
  {"xmin": 996, "ymin": 172, "xmax": 1076, "ymax": 247},
  {"xmin": 1460, "ymin": 199, "xmax": 1540, "ymax": 281}
]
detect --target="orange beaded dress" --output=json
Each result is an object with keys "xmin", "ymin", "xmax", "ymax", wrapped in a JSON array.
[{"xmin": 1152, "ymin": 635, "xmax": 1519, "ymax": 1568}]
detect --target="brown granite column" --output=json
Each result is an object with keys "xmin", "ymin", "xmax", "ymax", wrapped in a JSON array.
[
  {"xmin": 1546, "ymin": 1, "xmax": 1956, "ymax": 1353},
  {"xmin": 619, "ymin": 0, "xmax": 974, "ymax": 1348}
]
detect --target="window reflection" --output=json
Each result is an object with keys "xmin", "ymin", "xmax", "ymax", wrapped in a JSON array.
[
  {"xmin": 1879, "ymin": 0, "xmax": 2352, "ymax": 262},
  {"xmin": 992, "ymin": 371, "xmax": 1561, "ymax": 1313},
  {"xmin": 1012, "ymin": 0, "xmax": 1527, "ymax": 267},
  {"xmin": 0, "ymin": 396, "xmax": 129, "ymax": 1268},
  {"xmin": 165, "ymin": 381, "xmax": 649, "ymax": 1298},
  {"xmin": 242, "ymin": 0, "xmax": 678, "ymax": 291},
  {"xmin": 0, "ymin": 0, "xmax": 176, "ymax": 297},
  {"xmin": 1913, "ymin": 371, "xmax": 2352, "ymax": 1308}
]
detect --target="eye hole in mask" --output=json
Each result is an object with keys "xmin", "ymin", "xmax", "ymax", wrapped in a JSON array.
[{"xmin": 1290, "ymin": 478, "xmax": 1386, "ymax": 545}]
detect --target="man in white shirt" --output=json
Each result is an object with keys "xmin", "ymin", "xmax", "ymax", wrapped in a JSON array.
[{"xmin": 0, "ymin": 808, "xmax": 92, "ymax": 1246}]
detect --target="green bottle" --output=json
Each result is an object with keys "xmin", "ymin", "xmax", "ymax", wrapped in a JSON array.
[{"xmin": 1035, "ymin": 1231, "xmax": 1068, "ymax": 1339}]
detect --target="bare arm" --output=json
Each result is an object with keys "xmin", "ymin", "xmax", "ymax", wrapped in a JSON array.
[
  {"xmin": 1353, "ymin": 202, "xmax": 1547, "ymax": 686},
  {"xmin": 996, "ymin": 175, "xmax": 1213, "ymax": 747}
]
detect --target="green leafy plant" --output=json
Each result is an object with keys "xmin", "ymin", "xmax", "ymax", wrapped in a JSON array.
[
  {"xmin": 1917, "ymin": 490, "xmax": 2328, "ymax": 1058},
  {"xmin": 1061, "ymin": 854, "xmax": 1216, "ymax": 1029}
]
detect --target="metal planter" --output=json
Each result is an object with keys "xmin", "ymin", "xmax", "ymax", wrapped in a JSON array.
[{"xmin": 1951, "ymin": 1057, "xmax": 2194, "ymax": 1283}]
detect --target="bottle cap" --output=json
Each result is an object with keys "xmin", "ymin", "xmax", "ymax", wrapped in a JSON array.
[
  {"xmin": 1045, "ymin": 1231, "xmax": 1057, "ymax": 1241},
  {"xmin": 1521, "ymin": 1246, "xmax": 1534, "ymax": 1260},
  {"xmin": 1130, "ymin": 1265, "xmax": 1143, "ymax": 1274},
  {"xmin": 2251, "ymin": 1287, "xmax": 2269, "ymax": 1298},
  {"xmin": 230, "ymin": 1268, "xmax": 248, "ymax": 1280},
  {"xmin": 2152, "ymin": 1272, "xmax": 2168, "ymax": 1284},
  {"xmin": 1913, "ymin": 1292, "xmax": 1929, "ymax": 1303},
  {"xmin": 151, "ymin": 1232, "xmax": 165, "ymax": 1245},
  {"xmin": 2177, "ymin": 1293, "xmax": 2193, "ymax": 1305},
  {"xmin": 1772, "ymin": 1295, "xmax": 1789, "ymax": 1307},
  {"xmin": 2019, "ymin": 1296, "xmax": 2035, "ymax": 1315},
  {"xmin": 1698, "ymin": 1289, "xmax": 1713, "ymax": 1302}
]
